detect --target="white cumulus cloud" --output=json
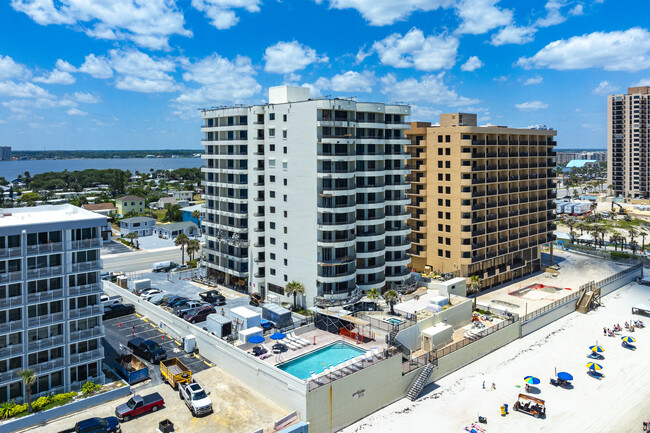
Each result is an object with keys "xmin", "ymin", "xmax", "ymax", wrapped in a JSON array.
[
  {"xmin": 517, "ymin": 27, "xmax": 650, "ymax": 72},
  {"xmin": 66, "ymin": 107, "xmax": 87, "ymax": 116},
  {"xmin": 523, "ymin": 75, "xmax": 543, "ymax": 85},
  {"xmin": 33, "ymin": 68, "xmax": 75, "ymax": 85},
  {"xmin": 314, "ymin": 71, "xmax": 374, "ymax": 93},
  {"xmin": 372, "ymin": 28, "xmax": 458, "ymax": 71},
  {"xmin": 79, "ymin": 54, "xmax": 113, "ymax": 79},
  {"xmin": 592, "ymin": 80, "xmax": 619, "ymax": 95},
  {"xmin": 0, "ymin": 55, "xmax": 31, "ymax": 79},
  {"xmin": 73, "ymin": 92, "xmax": 100, "ymax": 103},
  {"xmin": 455, "ymin": 0, "xmax": 513, "ymax": 35},
  {"xmin": 461, "ymin": 56, "xmax": 483, "ymax": 71},
  {"xmin": 380, "ymin": 73, "xmax": 479, "ymax": 106},
  {"xmin": 315, "ymin": 0, "xmax": 454, "ymax": 26},
  {"xmin": 515, "ymin": 100, "xmax": 549, "ymax": 111},
  {"xmin": 491, "ymin": 25, "xmax": 537, "ymax": 46},
  {"xmin": 264, "ymin": 41, "xmax": 328, "ymax": 74},
  {"xmin": 10, "ymin": 0, "xmax": 192, "ymax": 50},
  {"xmin": 535, "ymin": 0, "xmax": 567, "ymax": 27},
  {"xmin": 191, "ymin": 0, "xmax": 260, "ymax": 29}
]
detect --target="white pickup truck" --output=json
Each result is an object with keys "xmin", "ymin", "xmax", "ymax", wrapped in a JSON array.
[{"xmin": 178, "ymin": 380, "xmax": 213, "ymax": 416}]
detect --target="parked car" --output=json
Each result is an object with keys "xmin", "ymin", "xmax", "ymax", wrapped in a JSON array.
[
  {"xmin": 135, "ymin": 286, "xmax": 156, "ymax": 296},
  {"xmin": 172, "ymin": 264, "xmax": 189, "ymax": 272},
  {"xmin": 142, "ymin": 290, "xmax": 164, "ymax": 302},
  {"xmin": 149, "ymin": 293, "xmax": 167, "ymax": 305},
  {"xmin": 160, "ymin": 295, "xmax": 184, "ymax": 307},
  {"xmin": 199, "ymin": 290, "xmax": 226, "ymax": 306},
  {"xmin": 60, "ymin": 417, "xmax": 121, "ymax": 433},
  {"xmin": 128, "ymin": 338, "xmax": 167, "ymax": 364},
  {"xmin": 173, "ymin": 301, "xmax": 206, "ymax": 317},
  {"xmin": 153, "ymin": 261, "xmax": 178, "ymax": 272},
  {"xmin": 167, "ymin": 297, "xmax": 190, "ymax": 308},
  {"xmin": 184, "ymin": 306, "xmax": 216, "ymax": 324},
  {"xmin": 103, "ymin": 304, "xmax": 135, "ymax": 320},
  {"xmin": 101, "ymin": 294, "xmax": 122, "ymax": 309},
  {"xmin": 140, "ymin": 289, "xmax": 162, "ymax": 299},
  {"xmin": 115, "ymin": 392, "xmax": 164, "ymax": 422},
  {"xmin": 179, "ymin": 380, "xmax": 212, "ymax": 416}
]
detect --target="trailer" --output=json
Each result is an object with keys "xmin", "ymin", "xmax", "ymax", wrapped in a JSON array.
[
  {"xmin": 262, "ymin": 304, "xmax": 292, "ymax": 329},
  {"xmin": 202, "ymin": 314, "xmax": 232, "ymax": 338},
  {"xmin": 114, "ymin": 354, "xmax": 149, "ymax": 385},
  {"xmin": 160, "ymin": 358, "xmax": 191, "ymax": 390}
]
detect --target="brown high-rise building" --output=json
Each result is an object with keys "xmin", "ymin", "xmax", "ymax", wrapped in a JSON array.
[
  {"xmin": 608, "ymin": 86, "xmax": 650, "ymax": 198},
  {"xmin": 405, "ymin": 113, "xmax": 557, "ymax": 290}
]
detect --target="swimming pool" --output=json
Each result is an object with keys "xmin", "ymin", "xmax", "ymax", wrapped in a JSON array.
[
  {"xmin": 276, "ymin": 342, "xmax": 366, "ymax": 380},
  {"xmin": 385, "ymin": 317, "xmax": 405, "ymax": 325}
]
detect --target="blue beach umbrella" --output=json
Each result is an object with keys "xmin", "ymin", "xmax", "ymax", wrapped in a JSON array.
[
  {"xmin": 557, "ymin": 372, "xmax": 573, "ymax": 381},
  {"xmin": 270, "ymin": 332, "xmax": 286, "ymax": 340},
  {"xmin": 621, "ymin": 336, "xmax": 636, "ymax": 343},
  {"xmin": 249, "ymin": 335, "xmax": 265, "ymax": 344},
  {"xmin": 524, "ymin": 376, "xmax": 540, "ymax": 385},
  {"xmin": 586, "ymin": 362, "xmax": 603, "ymax": 371},
  {"xmin": 589, "ymin": 345, "xmax": 605, "ymax": 353}
]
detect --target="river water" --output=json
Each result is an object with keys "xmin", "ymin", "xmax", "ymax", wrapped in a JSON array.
[{"xmin": 0, "ymin": 158, "xmax": 204, "ymax": 181}]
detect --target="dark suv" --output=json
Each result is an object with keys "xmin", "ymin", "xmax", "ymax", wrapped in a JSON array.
[
  {"xmin": 127, "ymin": 338, "xmax": 167, "ymax": 364},
  {"xmin": 68, "ymin": 417, "xmax": 121, "ymax": 433},
  {"xmin": 184, "ymin": 306, "xmax": 216, "ymax": 324}
]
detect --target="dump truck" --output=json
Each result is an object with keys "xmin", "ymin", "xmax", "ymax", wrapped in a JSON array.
[
  {"xmin": 160, "ymin": 358, "xmax": 191, "ymax": 390},
  {"xmin": 114, "ymin": 354, "xmax": 149, "ymax": 385}
]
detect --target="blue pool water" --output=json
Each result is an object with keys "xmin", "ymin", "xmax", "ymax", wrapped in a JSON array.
[
  {"xmin": 277, "ymin": 342, "xmax": 366, "ymax": 380},
  {"xmin": 386, "ymin": 318, "xmax": 405, "ymax": 325}
]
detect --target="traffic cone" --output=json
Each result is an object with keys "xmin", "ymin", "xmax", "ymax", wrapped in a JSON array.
[
  {"xmin": 162, "ymin": 334, "xmax": 165, "ymax": 341},
  {"xmin": 119, "ymin": 322, "xmax": 121, "ymax": 327}
]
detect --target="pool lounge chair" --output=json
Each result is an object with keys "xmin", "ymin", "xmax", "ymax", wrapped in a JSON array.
[
  {"xmin": 310, "ymin": 372, "xmax": 324, "ymax": 385},
  {"xmin": 365, "ymin": 350, "xmax": 373, "ymax": 362},
  {"xmin": 285, "ymin": 340, "xmax": 300, "ymax": 350},
  {"xmin": 292, "ymin": 332, "xmax": 312, "ymax": 346},
  {"xmin": 352, "ymin": 355, "xmax": 364, "ymax": 369},
  {"xmin": 288, "ymin": 334, "xmax": 309, "ymax": 347},
  {"xmin": 372, "ymin": 347, "xmax": 382, "ymax": 359}
]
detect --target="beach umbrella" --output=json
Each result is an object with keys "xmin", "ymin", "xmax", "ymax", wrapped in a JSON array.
[
  {"xmin": 589, "ymin": 345, "xmax": 605, "ymax": 353},
  {"xmin": 524, "ymin": 376, "xmax": 540, "ymax": 385},
  {"xmin": 249, "ymin": 335, "xmax": 265, "ymax": 344},
  {"xmin": 270, "ymin": 332, "xmax": 286, "ymax": 340},
  {"xmin": 621, "ymin": 336, "xmax": 636, "ymax": 343},
  {"xmin": 557, "ymin": 372, "xmax": 573, "ymax": 381},
  {"xmin": 586, "ymin": 362, "xmax": 603, "ymax": 371}
]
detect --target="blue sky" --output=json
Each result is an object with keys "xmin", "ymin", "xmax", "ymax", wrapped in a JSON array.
[{"xmin": 1, "ymin": 0, "xmax": 649, "ymax": 151}]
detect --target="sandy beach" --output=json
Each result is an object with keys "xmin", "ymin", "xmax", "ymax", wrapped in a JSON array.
[{"xmin": 342, "ymin": 281, "xmax": 650, "ymax": 433}]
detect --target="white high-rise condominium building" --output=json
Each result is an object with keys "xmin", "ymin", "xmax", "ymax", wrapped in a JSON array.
[
  {"xmin": 0, "ymin": 205, "xmax": 105, "ymax": 403},
  {"xmin": 201, "ymin": 86, "xmax": 412, "ymax": 307},
  {"xmin": 608, "ymin": 86, "xmax": 650, "ymax": 198}
]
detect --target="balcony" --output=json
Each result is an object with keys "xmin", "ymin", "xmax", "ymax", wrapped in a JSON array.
[
  {"xmin": 32, "ymin": 357, "xmax": 66, "ymax": 374},
  {"xmin": 27, "ymin": 289, "xmax": 64, "ymax": 304},
  {"xmin": 27, "ymin": 335, "xmax": 65, "ymax": 352},
  {"xmin": 27, "ymin": 312, "xmax": 64, "ymax": 327},
  {"xmin": 0, "ymin": 320, "xmax": 23, "ymax": 333},
  {"xmin": 69, "ymin": 348, "xmax": 104, "ymax": 366},
  {"xmin": 70, "ymin": 238, "xmax": 103, "ymax": 250},
  {"xmin": 0, "ymin": 295, "xmax": 23, "ymax": 309},
  {"xmin": 69, "ymin": 261, "xmax": 102, "ymax": 273},
  {"xmin": 69, "ymin": 305, "xmax": 103, "ymax": 319},
  {"xmin": 0, "ymin": 247, "xmax": 22, "ymax": 259},
  {"xmin": 0, "ymin": 343, "xmax": 24, "ymax": 359},
  {"xmin": 26, "ymin": 242, "xmax": 63, "ymax": 255},
  {"xmin": 69, "ymin": 326, "xmax": 105, "ymax": 343},
  {"xmin": 0, "ymin": 271, "xmax": 23, "ymax": 284}
]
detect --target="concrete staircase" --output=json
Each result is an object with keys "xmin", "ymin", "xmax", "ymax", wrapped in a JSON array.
[{"xmin": 406, "ymin": 363, "xmax": 435, "ymax": 401}]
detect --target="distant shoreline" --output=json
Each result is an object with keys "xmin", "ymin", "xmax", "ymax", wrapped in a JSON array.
[{"xmin": 9, "ymin": 150, "xmax": 201, "ymax": 161}]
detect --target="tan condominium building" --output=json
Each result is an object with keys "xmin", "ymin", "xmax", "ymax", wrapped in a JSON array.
[
  {"xmin": 608, "ymin": 86, "xmax": 650, "ymax": 198},
  {"xmin": 405, "ymin": 113, "xmax": 557, "ymax": 290}
]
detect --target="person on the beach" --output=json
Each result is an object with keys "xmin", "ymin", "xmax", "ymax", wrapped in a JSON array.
[
  {"xmin": 482, "ymin": 381, "xmax": 485, "ymax": 389},
  {"xmin": 603, "ymin": 327, "xmax": 606, "ymax": 336},
  {"xmin": 491, "ymin": 383, "xmax": 496, "ymax": 390}
]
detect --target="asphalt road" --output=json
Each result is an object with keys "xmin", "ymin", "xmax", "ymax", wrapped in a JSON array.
[{"xmin": 102, "ymin": 248, "xmax": 183, "ymax": 273}]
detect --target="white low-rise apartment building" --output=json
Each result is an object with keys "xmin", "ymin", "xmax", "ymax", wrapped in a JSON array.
[
  {"xmin": 0, "ymin": 205, "xmax": 105, "ymax": 403},
  {"xmin": 201, "ymin": 86, "xmax": 411, "ymax": 307}
]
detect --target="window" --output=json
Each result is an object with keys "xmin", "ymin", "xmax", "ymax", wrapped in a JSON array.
[
  {"xmin": 445, "ymin": 174, "xmax": 451, "ymax": 181},
  {"xmin": 270, "ymin": 268, "xmax": 276, "ymax": 276},
  {"xmin": 446, "ymin": 199, "xmax": 451, "ymax": 207},
  {"xmin": 446, "ymin": 238, "xmax": 451, "ymax": 245},
  {"xmin": 282, "ymin": 161, "xmax": 288, "ymax": 171},
  {"xmin": 283, "ymin": 114, "xmax": 287, "ymax": 121},
  {"xmin": 283, "ymin": 211, "xmax": 288, "ymax": 218},
  {"xmin": 270, "ymin": 237, "xmax": 276, "ymax": 245},
  {"xmin": 270, "ymin": 191, "xmax": 276, "ymax": 198},
  {"xmin": 269, "ymin": 113, "xmax": 275, "ymax": 120},
  {"xmin": 283, "ymin": 179, "xmax": 287, "ymax": 186},
  {"xmin": 283, "ymin": 227, "xmax": 288, "ymax": 234},
  {"xmin": 270, "ymin": 222, "xmax": 276, "ymax": 229},
  {"xmin": 445, "ymin": 148, "xmax": 451, "ymax": 155},
  {"xmin": 438, "ymin": 224, "xmax": 443, "ymax": 231},
  {"xmin": 269, "ymin": 159, "xmax": 276, "ymax": 169},
  {"xmin": 438, "ymin": 186, "xmax": 443, "ymax": 193},
  {"xmin": 438, "ymin": 161, "xmax": 443, "ymax": 168},
  {"xmin": 270, "ymin": 206, "xmax": 276, "ymax": 214},
  {"xmin": 438, "ymin": 211, "xmax": 443, "ymax": 218},
  {"xmin": 283, "ymin": 146, "xmax": 287, "ymax": 154},
  {"xmin": 446, "ymin": 212, "xmax": 451, "ymax": 219},
  {"xmin": 283, "ymin": 194, "xmax": 288, "ymax": 202},
  {"xmin": 438, "ymin": 147, "xmax": 443, "ymax": 154},
  {"xmin": 282, "ymin": 130, "xmax": 287, "ymax": 138},
  {"xmin": 445, "ymin": 225, "xmax": 451, "ymax": 232},
  {"xmin": 438, "ymin": 199, "xmax": 443, "ymax": 206},
  {"xmin": 445, "ymin": 135, "xmax": 451, "ymax": 143},
  {"xmin": 283, "ymin": 259, "xmax": 288, "ymax": 266},
  {"xmin": 269, "ymin": 128, "xmax": 275, "ymax": 137},
  {"xmin": 446, "ymin": 161, "xmax": 451, "ymax": 168},
  {"xmin": 438, "ymin": 173, "xmax": 443, "ymax": 181},
  {"xmin": 284, "ymin": 242, "xmax": 288, "ymax": 250},
  {"xmin": 438, "ymin": 249, "xmax": 443, "ymax": 257},
  {"xmin": 284, "ymin": 274, "xmax": 288, "ymax": 282},
  {"xmin": 446, "ymin": 186, "xmax": 451, "ymax": 194},
  {"xmin": 445, "ymin": 251, "xmax": 451, "ymax": 258},
  {"xmin": 438, "ymin": 236, "xmax": 443, "ymax": 243},
  {"xmin": 270, "ymin": 253, "xmax": 276, "ymax": 260},
  {"xmin": 438, "ymin": 136, "xmax": 443, "ymax": 143},
  {"xmin": 270, "ymin": 144, "xmax": 276, "ymax": 151}
]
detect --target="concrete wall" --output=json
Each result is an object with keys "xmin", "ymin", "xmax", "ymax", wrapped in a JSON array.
[
  {"xmin": 600, "ymin": 270, "xmax": 640, "ymax": 296},
  {"xmin": 521, "ymin": 299, "xmax": 577, "ymax": 336},
  {"xmin": 305, "ymin": 354, "xmax": 413, "ymax": 433},
  {"xmin": 395, "ymin": 316, "xmax": 434, "ymax": 352},
  {"xmin": 430, "ymin": 320, "xmax": 520, "ymax": 381},
  {"xmin": 0, "ymin": 383, "xmax": 131, "ymax": 433},
  {"xmin": 435, "ymin": 298, "xmax": 473, "ymax": 328},
  {"xmin": 103, "ymin": 282, "xmax": 309, "ymax": 418}
]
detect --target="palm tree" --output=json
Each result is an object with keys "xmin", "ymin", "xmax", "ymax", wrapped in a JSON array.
[
  {"xmin": 18, "ymin": 369, "xmax": 36, "ymax": 413},
  {"xmin": 125, "ymin": 232, "xmax": 139, "ymax": 248},
  {"xmin": 285, "ymin": 281, "xmax": 305, "ymax": 309},
  {"xmin": 640, "ymin": 229, "xmax": 647, "ymax": 252},
  {"xmin": 469, "ymin": 275, "xmax": 481, "ymax": 294},
  {"xmin": 175, "ymin": 233, "xmax": 189, "ymax": 264},
  {"xmin": 367, "ymin": 288, "xmax": 380, "ymax": 300},
  {"xmin": 383, "ymin": 290, "xmax": 398, "ymax": 315},
  {"xmin": 192, "ymin": 210, "xmax": 202, "ymax": 233},
  {"xmin": 627, "ymin": 228, "xmax": 638, "ymax": 250},
  {"xmin": 186, "ymin": 239, "xmax": 200, "ymax": 261}
]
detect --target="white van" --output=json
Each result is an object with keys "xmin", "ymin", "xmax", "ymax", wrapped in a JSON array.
[{"xmin": 152, "ymin": 261, "xmax": 177, "ymax": 272}]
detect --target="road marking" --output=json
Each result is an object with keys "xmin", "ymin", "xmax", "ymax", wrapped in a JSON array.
[
  {"xmin": 203, "ymin": 361, "xmax": 212, "ymax": 367},
  {"xmin": 193, "ymin": 354, "xmax": 200, "ymax": 359},
  {"xmin": 142, "ymin": 318, "xmax": 149, "ymax": 323},
  {"xmin": 149, "ymin": 323, "xmax": 157, "ymax": 329},
  {"xmin": 158, "ymin": 329, "xmax": 165, "ymax": 333},
  {"xmin": 175, "ymin": 341, "xmax": 181, "ymax": 346},
  {"xmin": 135, "ymin": 313, "xmax": 142, "ymax": 318}
]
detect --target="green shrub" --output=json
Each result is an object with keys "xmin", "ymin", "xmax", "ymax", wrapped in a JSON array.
[
  {"xmin": 81, "ymin": 381, "xmax": 101, "ymax": 396},
  {"xmin": 0, "ymin": 401, "xmax": 16, "ymax": 419},
  {"xmin": 52, "ymin": 391, "xmax": 77, "ymax": 403},
  {"xmin": 31, "ymin": 396, "xmax": 51, "ymax": 411},
  {"xmin": 187, "ymin": 259, "xmax": 198, "ymax": 268},
  {"xmin": 10, "ymin": 403, "xmax": 27, "ymax": 417},
  {"xmin": 611, "ymin": 251, "xmax": 631, "ymax": 259}
]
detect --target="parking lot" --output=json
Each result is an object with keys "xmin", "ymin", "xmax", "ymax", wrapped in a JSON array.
[{"xmin": 102, "ymin": 313, "xmax": 212, "ymax": 389}]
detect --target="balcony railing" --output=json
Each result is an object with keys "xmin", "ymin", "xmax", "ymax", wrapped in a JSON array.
[
  {"xmin": 71, "ymin": 238, "xmax": 102, "ymax": 250},
  {"xmin": 69, "ymin": 305, "xmax": 103, "ymax": 319},
  {"xmin": 32, "ymin": 358, "xmax": 66, "ymax": 374},
  {"xmin": 68, "ymin": 283, "xmax": 102, "ymax": 297},
  {"xmin": 0, "ymin": 343, "xmax": 23, "ymax": 359},
  {"xmin": 27, "ymin": 266, "xmax": 63, "ymax": 279},
  {"xmin": 70, "ymin": 326, "xmax": 105, "ymax": 343},
  {"xmin": 27, "ymin": 335, "xmax": 65, "ymax": 352},
  {"xmin": 27, "ymin": 312, "xmax": 64, "ymax": 327},
  {"xmin": 26, "ymin": 242, "xmax": 63, "ymax": 255},
  {"xmin": 0, "ymin": 247, "xmax": 22, "ymax": 259},
  {"xmin": 70, "ymin": 261, "xmax": 102, "ymax": 273},
  {"xmin": 0, "ymin": 271, "xmax": 23, "ymax": 284},
  {"xmin": 27, "ymin": 289, "xmax": 64, "ymax": 303},
  {"xmin": 69, "ymin": 348, "xmax": 104, "ymax": 365},
  {"xmin": 0, "ymin": 295, "xmax": 23, "ymax": 309}
]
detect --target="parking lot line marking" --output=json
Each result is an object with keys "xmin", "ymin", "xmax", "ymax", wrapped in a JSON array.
[
  {"xmin": 135, "ymin": 313, "xmax": 142, "ymax": 318},
  {"xmin": 203, "ymin": 361, "xmax": 212, "ymax": 367},
  {"xmin": 193, "ymin": 354, "xmax": 201, "ymax": 359},
  {"xmin": 175, "ymin": 341, "xmax": 181, "ymax": 346},
  {"xmin": 142, "ymin": 318, "xmax": 149, "ymax": 323},
  {"xmin": 157, "ymin": 328, "xmax": 164, "ymax": 333},
  {"xmin": 149, "ymin": 323, "xmax": 157, "ymax": 329}
]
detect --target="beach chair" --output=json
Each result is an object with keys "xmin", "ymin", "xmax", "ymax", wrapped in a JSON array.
[
  {"xmin": 372, "ymin": 347, "xmax": 382, "ymax": 359},
  {"xmin": 294, "ymin": 333, "xmax": 312, "ymax": 346},
  {"xmin": 310, "ymin": 372, "xmax": 323, "ymax": 385},
  {"xmin": 364, "ymin": 350, "xmax": 373, "ymax": 363},
  {"xmin": 291, "ymin": 334, "xmax": 310, "ymax": 347},
  {"xmin": 353, "ymin": 355, "xmax": 364, "ymax": 369}
]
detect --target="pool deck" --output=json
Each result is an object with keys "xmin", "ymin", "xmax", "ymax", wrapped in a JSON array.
[{"xmin": 253, "ymin": 329, "xmax": 387, "ymax": 370}]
